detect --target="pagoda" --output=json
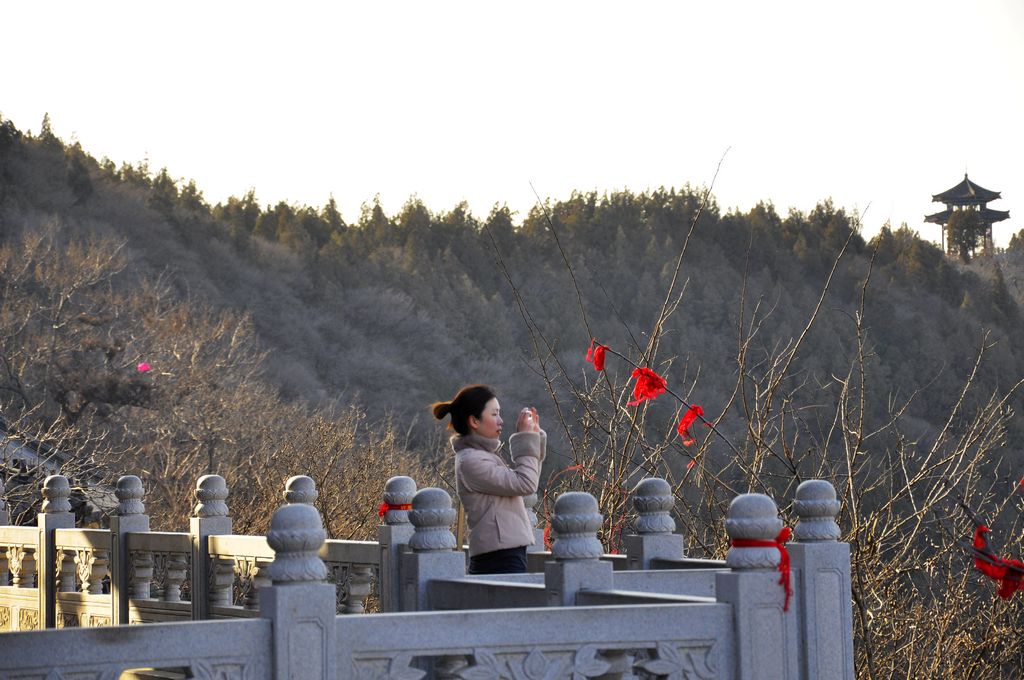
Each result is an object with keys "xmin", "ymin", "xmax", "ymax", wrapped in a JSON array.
[{"xmin": 925, "ymin": 174, "xmax": 1009, "ymax": 257}]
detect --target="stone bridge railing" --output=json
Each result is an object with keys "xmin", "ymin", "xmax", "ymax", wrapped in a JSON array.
[{"xmin": 0, "ymin": 473, "xmax": 854, "ymax": 680}]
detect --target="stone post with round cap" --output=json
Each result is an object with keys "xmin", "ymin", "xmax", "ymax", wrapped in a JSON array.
[
  {"xmin": 37, "ymin": 474, "xmax": 75, "ymax": 628},
  {"xmin": 544, "ymin": 491, "xmax": 613, "ymax": 606},
  {"xmin": 715, "ymin": 491, "xmax": 800, "ymax": 680},
  {"xmin": 109, "ymin": 475, "xmax": 151, "ymax": 625},
  {"xmin": 399, "ymin": 486, "xmax": 464, "ymax": 611},
  {"xmin": 377, "ymin": 475, "xmax": 417, "ymax": 612},
  {"xmin": 283, "ymin": 475, "xmax": 318, "ymax": 505},
  {"xmin": 189, "ymin": 474, "xmax": 232, "ymax": 620},
  {"xmin": 789, "ymin": 479, "xmax": 854, "ymax": 680},
  {"xmin": 261, "ymin": 500, "xmax": 335, "ymax": 680},
  {"xmin": 624, "ymin": 477, "xmax": 684, "ymax": 570}
]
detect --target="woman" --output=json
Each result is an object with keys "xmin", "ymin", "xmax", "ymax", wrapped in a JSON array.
[{"xmin": 431, "ymin": 384, "xmax": 546, "ymax": 574}]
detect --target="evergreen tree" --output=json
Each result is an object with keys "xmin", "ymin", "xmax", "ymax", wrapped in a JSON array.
[
  {"xmin": 1008, "ymin": 228, "xmax": 1024, "ymax": 253},
  {"xmin": 946, "ymin": 208, "xmax": 984, "ymax": 262}
]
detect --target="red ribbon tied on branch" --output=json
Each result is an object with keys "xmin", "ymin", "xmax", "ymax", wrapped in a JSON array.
[
  {"xmin": 973, "ymin": 526, "xmax": 1024, "ymax": 599},
  {"xmin": 676, "ymin": 405, "xmax": 705, "ymax": 446},
  {"xmin": 585, "ymin": 339, "xmax": 607, "ymax": 371},
  {"xmin": 627, "ymin": 367, "xmax": 667, "ymax": 406},
  {"xmin": 378, "ymin": 502, "xmax": 413, "ymax": 518},
  {"xmin": 731, "ymin": 527, "xmax": 793, "ymax": 612}
]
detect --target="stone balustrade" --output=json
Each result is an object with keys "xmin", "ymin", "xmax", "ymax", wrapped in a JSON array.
[{"xmin": 0, "ymin": 471, "xmax": 854, "ymax": 680}]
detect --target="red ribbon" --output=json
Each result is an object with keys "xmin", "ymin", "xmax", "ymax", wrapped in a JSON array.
[
  {"xmin": 585, "ymin": 339, "xmax": 607, "ymax": 371},
  {"xmin": 731, "ymin": 527, "xmax": 793, "ymax": 611},
  {"xmin": 378, "ymin": 502, "xmax": 412, "ymax": 518},
  {"xmin": 973, "ymin": 525, "xmax": 1024, "ymax": 599},
  {"xmin": 627, "ymin": 367, "xmax": 667, "ymax": 406}
]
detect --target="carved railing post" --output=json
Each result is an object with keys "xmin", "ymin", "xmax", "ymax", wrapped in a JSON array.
[
  {"xmin": 545, "ymin": 492, "xmax": 613, "ymax": 606},
  {"xmin": 716, "ymin": 492, "xmax": 800, "ymax": 680},
  {"xmin": 261, "ymin": 500, "xmax": 335, "ymax": 680},
  {"xmin": 110, "ymin": 475, "xmax": 150, "ymax": 625},
  {"xmin": 38, "ymin": 475, "xmax": 75, "ymax": 628},
  {"xmin": 790, "ymin": 479, "xmax": 854, "ymax": 680},
  {"xmin": 400, "ymin": 487, "xmax": 463, "ymax": 612},
  {"xmin": 378, "ymin": 475, "xmax": 416, "ymax": 612},
  {"xmin": 190, "ymin": 474, "xmax": 231, "ymax": 620},
  {"xmin": 523, "ymin": 492, "xmax": 545, "ymax": 553},
  {"xmin": 624, "ymin": 477, "xmax": 684, "ymax": 569}
]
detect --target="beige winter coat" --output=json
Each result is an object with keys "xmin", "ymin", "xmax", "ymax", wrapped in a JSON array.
[{"xmin": 453, "ymin": 430, "xmax": 546, "ymax": 557}]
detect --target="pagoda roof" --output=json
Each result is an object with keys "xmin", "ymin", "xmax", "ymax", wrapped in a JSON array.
[
  {"xmin": 924, "ymin": 207, "xmax": 1010, "ymax": 225},
  {"xmin": 932, "ymin": 174, "xmax": 1002, "ymax": 204}
]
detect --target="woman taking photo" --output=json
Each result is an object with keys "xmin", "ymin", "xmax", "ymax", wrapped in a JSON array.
[{"xmin": 431, "ymin": 384, "xmax": 545, "ymax": 574}]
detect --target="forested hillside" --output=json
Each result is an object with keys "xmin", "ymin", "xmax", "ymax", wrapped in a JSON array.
[
  {"xmin": 2, "ymin": 114, "xmax": 1023, "ymax": 450},
  {"xmin": 5, "ymin": 114, "xmax": 1024, "ymax": 674}
]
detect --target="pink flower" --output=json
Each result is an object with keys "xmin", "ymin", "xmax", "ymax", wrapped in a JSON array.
[{"xmin": 137, "ymin": 362, "xmax": 152, "ymax": 373}]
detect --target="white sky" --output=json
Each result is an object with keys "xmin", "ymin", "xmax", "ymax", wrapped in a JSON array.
[{"xmin": 2, "ymin": 1, "xmax": 1023, "ymax": 243}]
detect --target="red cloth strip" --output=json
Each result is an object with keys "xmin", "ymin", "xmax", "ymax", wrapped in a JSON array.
[
  {"xmin": 972, "ymin": 525, "xmax": 1024, "ymax": 599},
  {"xmin": 378, "ymin": 502, "xmax": 413, "ymax": 518},
  {"xmin": 731, "ymin": 527, "xmax": 793, "ymax": 612}
]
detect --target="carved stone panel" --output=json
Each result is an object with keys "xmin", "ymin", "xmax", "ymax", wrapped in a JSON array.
[
  {"xmin": 57, "ymin": 612, "xmax": 80, "ymax": 628},
  {"xmin": 191, "ymin": 660, "xmax": 249, "ymax": 680},
  {"xmin": 19, "ymin": 607, "xmax": 39, "ymax": 630},
  {"xmin": 0, "ymin": 605, "xmax": 10, "ymax": 631}
]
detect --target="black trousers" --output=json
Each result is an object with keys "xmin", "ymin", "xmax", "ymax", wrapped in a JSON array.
[{"xmin": 468, "ymin": 546, "xmax": 528, "ymax": 575}]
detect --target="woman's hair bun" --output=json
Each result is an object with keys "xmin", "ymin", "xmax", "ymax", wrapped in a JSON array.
[{"xmin": 431, "ymin": 401, "xmax": 452, "ymax": 420}]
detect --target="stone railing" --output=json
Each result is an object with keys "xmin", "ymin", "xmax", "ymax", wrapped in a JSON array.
[
  {"xmin": 0, "ymin": 473, "xmax": 387, "ymax": 631},
  {"xmin": 0, "ymin": 472, "xmax": 854, "ymax": 680}
]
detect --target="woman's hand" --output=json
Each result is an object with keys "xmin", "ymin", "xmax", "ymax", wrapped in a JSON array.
[{"xmin": 516, "ymin": 407, "xmax": 540, "ymax": 433}]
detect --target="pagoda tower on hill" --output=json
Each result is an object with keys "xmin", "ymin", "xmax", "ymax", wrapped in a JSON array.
[{"xmin": 925, "ymin": 174, "xmax": 1009, "ymax": 258}]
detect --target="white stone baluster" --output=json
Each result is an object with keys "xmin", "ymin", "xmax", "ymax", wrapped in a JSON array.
[
  {"xmin": 57, "ymin": 549, "xmax": 77, "ymax": 592},
  {"xmin": 10, "ymin": 545, "xmax": 36, "ymax": 587},
  {"xmin": 400, "ymin": 487, "xmax": 463, "ymax": 611},
  {"xmin": 716, "ymin": 492, "xmax": 799, "ymax": 680},
  {"xmin": 546, "ymin": 492, "xmax": 612, "ymax": 606},
  {"xmin": 790, "ymin": 479, "xmax": 854, "ymax": 680},
  {"xmin": 129, "ymin": 550, "xmax": 155, "ymax": 599},
  {"xmin": 344, "ymin": 564, "xmax": 372, "ymax": 614},
  {"xmin": 164, "ymin": 551, "xmax": 188, "ymax": 602},
  {"xmin": 208, "ymin": 554, "xmax": 235, "ymax": 609},
  {"xmin": 241, "ymin": 557, "xmax": 272, "ymax": 610},
  {"xmin": 75, "ymin": 548, "xmax": 109, "ymax": 595},
  {"xmin": 625, "ymin": 477, "xmax": 684, "ymax": 569},
  {"xmin": 378, "ymin": 475, "xmax": 416, "ymax": 613}
]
